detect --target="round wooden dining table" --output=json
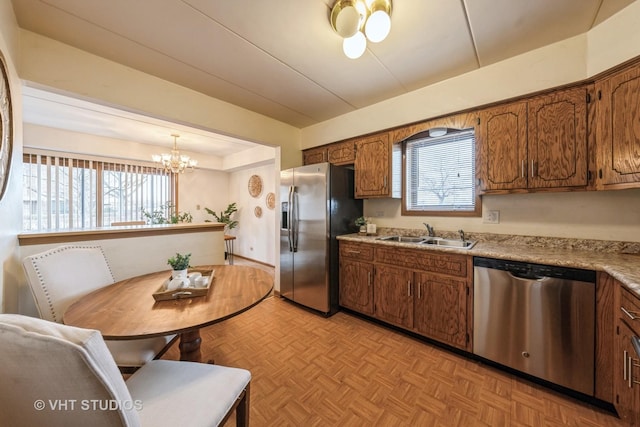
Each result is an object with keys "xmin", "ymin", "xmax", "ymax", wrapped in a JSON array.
[{"xmin": 63, "ymin": 265, "xmax": 273, "ymax": 362}]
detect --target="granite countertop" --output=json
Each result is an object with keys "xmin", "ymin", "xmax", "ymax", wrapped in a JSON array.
[{"xmin": 337, "ymin": 231, "xmax": 640, "ymax": 296}]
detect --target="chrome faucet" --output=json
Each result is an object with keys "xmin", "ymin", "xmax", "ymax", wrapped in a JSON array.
[
  {"xmin": 458, "ymin": 229, "xmax": 466, "ymax": 241},
  {"xmin": 424, "ymin": 223, "xmax": 435, "ymax": 237}
]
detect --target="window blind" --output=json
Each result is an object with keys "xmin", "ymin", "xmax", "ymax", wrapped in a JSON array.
[
  {"xmin": 405, "ymin": 129, "xmax": 476, "ymax": 212},
  {"xmin": 23, "ymin": 152, "xmax": 172, "ymax": 231}
]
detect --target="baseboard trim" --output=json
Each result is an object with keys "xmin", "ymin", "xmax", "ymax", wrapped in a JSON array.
[{"xmin": 233, "ymin": 254, "xmax": 275, "ymax": 268}]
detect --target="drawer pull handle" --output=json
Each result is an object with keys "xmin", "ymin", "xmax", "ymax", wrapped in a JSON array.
[
  {"xmin": 346, "ymin": 250, "xmax": 361, "ymax": 254},
  {"xmin": 621, "ymin": 306, "xmax": 640, "ymax": 320}
]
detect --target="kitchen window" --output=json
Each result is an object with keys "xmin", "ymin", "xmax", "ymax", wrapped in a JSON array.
[
  {"xmin": 22, "ymin": 152, "xmax": 174, "ymax": 231},
  {"xmin": 403, "ymin": 128, "xmax": 480, "ymax": 216}
]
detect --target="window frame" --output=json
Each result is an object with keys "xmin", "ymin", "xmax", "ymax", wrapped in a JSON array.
[{"xmin": 400, "ymin": 127, "xmax": 481, "ymax": 218}]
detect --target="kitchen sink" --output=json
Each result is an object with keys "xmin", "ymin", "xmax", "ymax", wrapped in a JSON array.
[
  {"xmin": 376, "ymin": 235, "xmax": 426, "ymax": 243},
  {"xmin": 420, "ymin": 238, "xmax": 476, "ymax": 249},
  {"xmin": 376, "ymin": 235, "xmax": 476, "ymax": 249}
]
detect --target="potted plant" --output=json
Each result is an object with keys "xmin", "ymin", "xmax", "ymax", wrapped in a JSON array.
[
  {"xmin": 167, "ymin": 252, "xmax": 191, "ymax": 279},
  {"xmin": 355, "ymin": 216, "xmax": 368, "ymax": 234},
  {"xmin": 204, "ymin": 202, "xmax": 239, "ymax": 232}
]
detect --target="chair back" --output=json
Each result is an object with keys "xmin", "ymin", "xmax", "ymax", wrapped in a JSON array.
[
  {"xmin": 23, "ymin": 245, "xmax": 116, "ymax": 323},
  {"xmin": 0, "ymin": 314, "xmax": 139, "ymax": 427}
]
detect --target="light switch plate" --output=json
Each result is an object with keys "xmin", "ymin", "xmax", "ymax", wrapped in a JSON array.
[{"xmin": 484, "ymin": 210, "xmax": 500, "ymax": 224}]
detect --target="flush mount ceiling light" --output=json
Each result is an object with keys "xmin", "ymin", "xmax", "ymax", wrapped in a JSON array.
[
  {"xmin": 330, "ymin": 0, "xmax": 393, "ymax": 59},
  {"xmin": 152, "ymin": 134, "xmax": 198, "ymax": 174}
]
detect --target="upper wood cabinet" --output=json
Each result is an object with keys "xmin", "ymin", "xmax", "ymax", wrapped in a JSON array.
[
  {"xmin": 478, "ymin": 101, "xmax": 528, "ymax": 191},
  {"xmin": 527, "ymin": 87, "xmax": 589, "ymax": 189},
  {"xmin": 302, "ymin": 146, "xmax": 327, "ymax": 165},
  {"xmin": 477, "ymin": 86, "xmax": 589, "ymax": 192},
  {"xmin": 595, "ymin": 63, "xmax": 640, "ymax": 188},
  {"xmin": 327, "ymin": 140, "xmax": 355, "ymax": 165},
  {"xmin": 354, "ymin": 132, "xmax": 400, "ymax": 198}
]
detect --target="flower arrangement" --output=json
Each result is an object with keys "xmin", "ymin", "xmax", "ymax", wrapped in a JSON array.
[{"xmin": 167, "ymin": 252, "xmax": 191, "ymax": 271}]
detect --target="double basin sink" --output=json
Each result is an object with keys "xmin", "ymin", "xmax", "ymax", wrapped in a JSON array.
[{"xmin": 376, "ymin": 235, "xmax": 476, "ymax": 249}]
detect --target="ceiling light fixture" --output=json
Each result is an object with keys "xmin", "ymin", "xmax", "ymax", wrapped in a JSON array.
[
  {"xmin": 152, "ymin": 134, "xmax": 197, "ymax": 174},
  {"xmin": 330, "ymin": 0, "xmax": 393, "ymax": 59}
]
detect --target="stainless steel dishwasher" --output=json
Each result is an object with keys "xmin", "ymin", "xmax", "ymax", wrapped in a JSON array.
[{"xmin": 473, "ymin": 257, "xmax": 596, "ymax": 395}]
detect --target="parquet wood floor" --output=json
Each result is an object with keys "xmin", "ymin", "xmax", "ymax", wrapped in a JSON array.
[{"xmin": 162, "ymin": 260, "xmax": 625, "ymax": 426}]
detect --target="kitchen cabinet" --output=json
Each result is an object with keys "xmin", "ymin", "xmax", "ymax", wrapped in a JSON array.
[
  {"xmin": 595, "ymin": 62, "xmax": 640, "ymax": 188},
  {"xmin": 413, "ymin": 272, "xmax": 468, "ymax": 349},
  {"xmin": 339, "ymin": 241, "xmax": 471, "ymax": 350},
  {"xmin": 477, "ymin": 85, "xmax": 589, "ymax": 192},
  {"xmin": 374, "ymin": 264, "xmax": 413, "ymax": 329},
  {"xmin": 478, "ymin": 101, "xmax": 528, "ymax": 191},
  {"xmin": 339, "ymin": 242, "xmax": 374, "ymax": 315},
  {"xmin": 302, "ymin": 146, "xmax": 327, "ymax": 165},
  {"xmin": 354, "ymin": 132, "xmax": 400, "ymax": 198},
  {"xmin": 327, "ymin": 140, "xmax": 355, "ymax": 165},
  {"xmin": 614, "ymin": 284, "xmax": 640, "ymax": 423}
]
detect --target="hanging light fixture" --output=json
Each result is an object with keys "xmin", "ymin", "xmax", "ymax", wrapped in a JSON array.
[
  {"xmin": 330, "ymin": 0, "xmax": 392, "ymax": 59},
  {"xmin": 152, "ymin": 134, "xmax": 198, "ymax": 173}
]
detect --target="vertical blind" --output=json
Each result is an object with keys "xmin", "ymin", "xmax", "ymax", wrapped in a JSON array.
[
  {"xmin": 23, "ymin": 152, "xmax": 173, "ymax": 231},
  {"xmin": 405, "ymin": 129, "xmax": 476, "ymax": 212}
]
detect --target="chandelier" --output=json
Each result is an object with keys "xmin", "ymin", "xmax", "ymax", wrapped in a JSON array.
[
  {"xmin": 330, "ymin": 0, "xmax": 393, "ymax": 59},
  {"xmin": 152, "ymin": 134, "xmax": 197, "ymax": 173}
]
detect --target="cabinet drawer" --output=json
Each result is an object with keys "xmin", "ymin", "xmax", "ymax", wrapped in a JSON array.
[
  {"xmin": 340, "ymin": 242, "xmax": 374, "ymax": 262},
  {"xmin": 620, "ymin": 286, "xmax": 640, "ymax": 336},
  {"xmin": 375, "ymin": 247, "xmax": 467, "ymax": 277}
]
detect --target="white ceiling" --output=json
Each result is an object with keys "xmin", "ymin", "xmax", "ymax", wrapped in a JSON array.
[{"xmin": 11, "ymin": 0, "xmax": 635, "ymax": 154}]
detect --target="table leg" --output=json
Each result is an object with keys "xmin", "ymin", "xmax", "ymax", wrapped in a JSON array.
[{"xmin": 179, "ymin": 330, "xmax": 202, "ymax": 362}]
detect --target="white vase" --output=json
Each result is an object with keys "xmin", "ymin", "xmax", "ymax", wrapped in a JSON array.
[{"xmin": 171, "ymin": 269, "xmax": 188, "ymax": 279}]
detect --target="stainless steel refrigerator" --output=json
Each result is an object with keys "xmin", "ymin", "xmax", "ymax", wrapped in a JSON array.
[{"xmin": 280, "ymin": 163, "xmax": 362, "ymax": 315}]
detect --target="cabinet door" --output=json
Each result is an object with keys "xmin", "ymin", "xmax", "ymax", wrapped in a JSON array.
[
  {"xmin": 614, "ymin": 321, "xmax": 640, "ymax": 425},
  {"xmin": 355, "ymin": 133, "xmax": 391, "ymax": 198},
  {"xmin": 527, "ymin": 86, "xmax": 588, "ymax": 188},
  {"xmin": 374, "ymin": 265, "xmax": 413, "ymax": 329},
  {"xmin": 328, "ymin": 141, "xmax": 355, "ymax": 165},
  {"xmin": 303, "ymin": 147, "xmax": 327, "ymax": 165},
  {"xmin": 414, "ymin": 272, "xmax": 468, "ymax": 350},
  {"xmin": 478, "ymin": 101, "xmax": 528, "ymax": 191},
  {"xmin": 339, "ymin": 258, "xmax": 374, "ymax": 315},
  {"xmin": 596, "ymin": 65, "xmax": 640, "ymax": 187}
]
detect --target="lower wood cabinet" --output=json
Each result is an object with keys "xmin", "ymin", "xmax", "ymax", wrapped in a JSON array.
[
  {"xmin": 414, "ymin": 272, "xmax": 468, "ymax": 349},
  {"xmin": 339, "ymin": 258, "xmax": 374, "ymax": 316},
  {"xmin": 339, "ymin": 240, "xmax": 472, "ymax": 351},
  {"xmin": 614, "ymin": 284, "xmax": 640, "ymax": 423},
  {"xmin": 374, "ymin": 264, "xmax": 413, "ymax": 329}
]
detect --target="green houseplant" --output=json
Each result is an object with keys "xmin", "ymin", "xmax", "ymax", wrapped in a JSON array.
[
  {"xmin": 142, "ymin": 203, "xmax": 193, "ymax": 224},
  {"xmin": 167, "ymin": 252, "xmax": 191, "ymax": 278},
  {"xmin": 205, "ymin": 202, "xmax": 239, "ymax": 231},
  {"xmin": 355, "ymin": 216, "xmax": 368, "ymax": 234}
]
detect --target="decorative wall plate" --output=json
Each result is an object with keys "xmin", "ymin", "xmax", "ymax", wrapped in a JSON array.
[
  {"xmin": 254, "ymin": 206, "xmax": 263, "ymax": 218},
  {"xmin": 265, "ymin": 192, "xmax": 275, "ymax": 210},
  {"xmin": 248, "ymin": 175, "xmax": 263, "ymax": 198},
  {"xmin": 0, "ymin": 52, "xmax": 13, "ymax": 202}
]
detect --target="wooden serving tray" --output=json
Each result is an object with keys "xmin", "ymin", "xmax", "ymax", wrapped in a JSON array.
[{"xmin": 152, "ymin": 269, "xmax": 214, "ymax": 301}]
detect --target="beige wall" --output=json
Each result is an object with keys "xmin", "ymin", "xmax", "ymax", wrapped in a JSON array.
[{"xmin": 0, "ymin": 1, "xmax": 23, "ymax": 313}]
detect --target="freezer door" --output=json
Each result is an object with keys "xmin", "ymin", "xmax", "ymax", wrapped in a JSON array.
[
  {"xmin": 291, "ymin": 163, "xmax": 330, "ymax": 312},
  {"xmin": 279, "ymin": 169, "xmax": 294, "ymax": 300}
]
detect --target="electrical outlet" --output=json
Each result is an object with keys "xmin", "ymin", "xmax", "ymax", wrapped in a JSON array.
[{"xmin": 484, "ymin": 210, "xmax": 500, "ymax": 224}]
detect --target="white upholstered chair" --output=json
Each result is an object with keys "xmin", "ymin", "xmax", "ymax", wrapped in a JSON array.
[
  {"xmin": 22, "ymin": 245, "xmax": 176, "ymax": 373},
  {"xmin": 0, "ymin": 314, "xmax": 251, "ymax": 427}
]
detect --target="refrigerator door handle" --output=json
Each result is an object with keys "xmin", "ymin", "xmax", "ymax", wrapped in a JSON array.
[
  {"xmin": 287, "ymin": 185, "xmax": 294, "ymax": 252},
  {"xmin": 292, "ymin": 187, "xmax": 299, "ymax": 252}
]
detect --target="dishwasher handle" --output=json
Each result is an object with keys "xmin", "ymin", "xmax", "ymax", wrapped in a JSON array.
[{"xmin": 506, "ymin": 270, "xmax": 546, "ymax": 281}]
